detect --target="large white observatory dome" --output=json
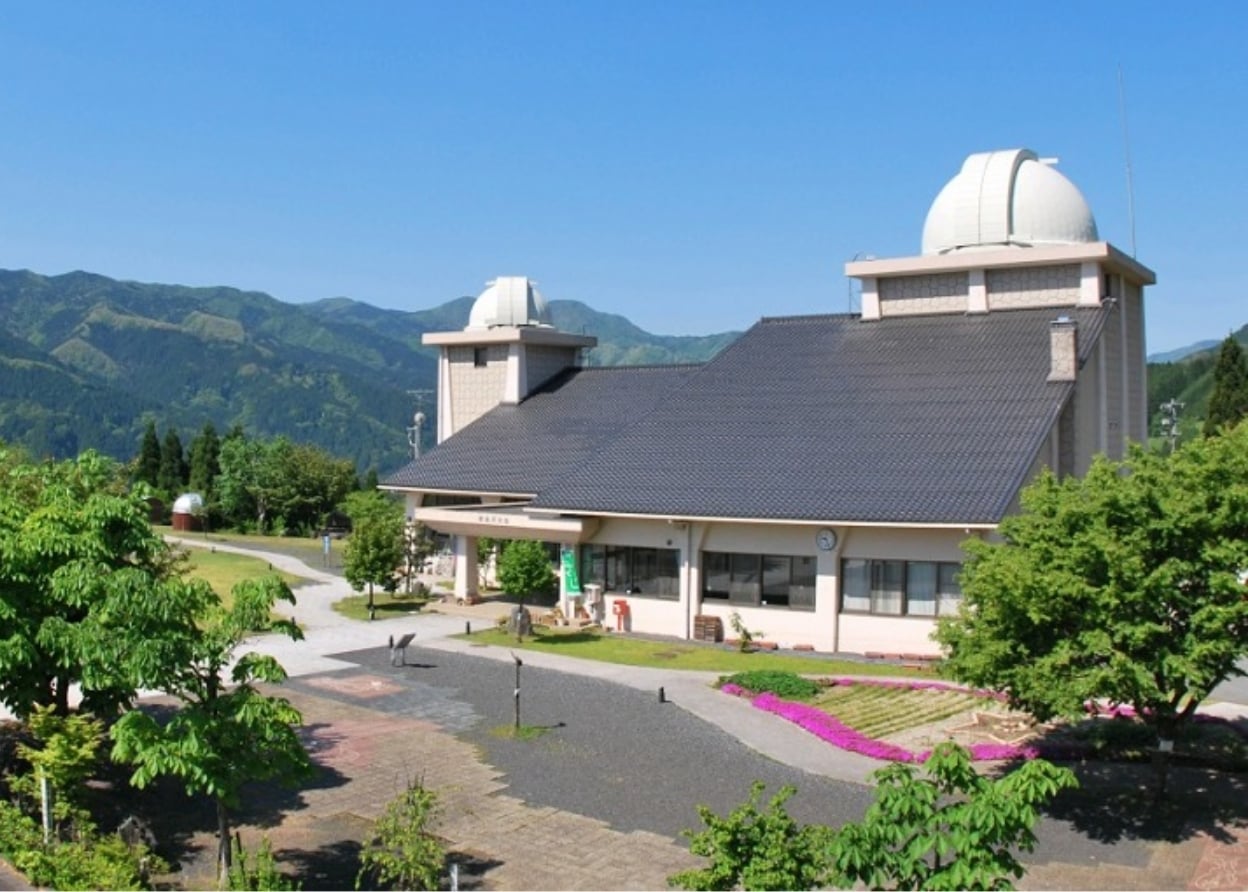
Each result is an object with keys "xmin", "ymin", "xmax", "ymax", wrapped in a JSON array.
[
  {"xmin": 921, "ymin": 149, "xmax": 1098, "ymax": 256},
  {"xmin": 466, "ymin": 276, "xmax": 552, "ymax": 329}
]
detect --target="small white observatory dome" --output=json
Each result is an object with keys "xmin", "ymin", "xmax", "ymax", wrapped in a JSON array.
[
  {"xmin": 921, "ymin": 149, "xmax": 1099, "ymax": 255},
  {"xmin": 466, "ymin": 276, "xmax": 552, "ymax": 329},
  {"xmin": 172, "ymin": 492, "xmax": 204, "ymax": 514}
]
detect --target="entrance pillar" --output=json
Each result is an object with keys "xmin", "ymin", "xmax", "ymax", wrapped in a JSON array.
[{"xmin": 454, "ymin": 534, "xmax": 479, "ymax": 603}]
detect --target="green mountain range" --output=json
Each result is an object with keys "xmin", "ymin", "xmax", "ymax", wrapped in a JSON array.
[{"xmin": 0, "ymin": 269, "xmax": 738, "ymax": 472}]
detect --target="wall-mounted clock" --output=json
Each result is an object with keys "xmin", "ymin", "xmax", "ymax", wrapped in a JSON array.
[{"xmin": 816, "ymin": 528, "xmax": 838, "ymax": 551}]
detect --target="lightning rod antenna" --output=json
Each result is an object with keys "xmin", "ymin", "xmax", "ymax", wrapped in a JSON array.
[{"xmin": 1117, "ymin": 64, "xmax": 1137, "ymax": 257}]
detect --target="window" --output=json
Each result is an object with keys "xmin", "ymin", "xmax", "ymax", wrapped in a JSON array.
[
  {"xmin": 579, "ymin": 544, "xmax": 679, "ymax": 600},
  {"xmin": 473, "ymin": 347, "xmax": 488, "ymax": 367},
  {"xmin": 839, "ymin": 558, "xmax": 962, "ymax": 617},
  {"xmin": 702, "ymin": 552, "xmax": 816, "ymax": 611}
]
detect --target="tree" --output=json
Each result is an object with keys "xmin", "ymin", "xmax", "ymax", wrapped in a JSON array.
[
  {"xmin": 187, "ymin": 421, "xmax": 222, "ymax": 498},
  {"xmin": 157, "ymin": 426, "xmax": 187, "ymax": 496},
  {"xmin": 0, "ymin": 448, "xmax": 184, "ymax": 717},
  {"xmin": 356, "ymin": 779, "xmax": 446, "ymax": 891},
  {"xmin": 343, "ymin": 494, "xmax": 405, "ymax": 618},
  {"xmin": 937, "ymin": 426, "xmax": 1248, "ymax": 795},
  {"xmin": 1203, "ymin": 335, "xmax": 1248, "ymax": 435},
  {"xmin": 670, "ymin": 744, "xmax": 1075, "ymax": 892},
  {"xmin": 496, "ymin": 540, "xmax": 557, "ymax": 605},
  {"xmin": 217, "ymin": 434, "xmax": 357, "ymax": 534},
  {"xmin": 111, "ymin": 575, "xmax": 313, "ymax": 884},
  {"xmin": 216, "ymin": 435, "xmax": 290, "ymax": 532},
  {"xmin": 825, "ymin": 742, "xmax": 1077, "ymax": 890},
  {"xmin": 135, "ymin": 420, "xmax": 161, "ymax": 488}
]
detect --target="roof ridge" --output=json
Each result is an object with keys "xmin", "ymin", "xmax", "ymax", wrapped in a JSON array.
[{"xmin": 578, "ymin": 362, "xmax": 705, "ymax": 372}]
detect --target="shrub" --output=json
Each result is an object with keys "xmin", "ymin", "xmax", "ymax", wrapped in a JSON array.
[
  {"xmin": 228, "ymin": 834, "xmax": 300, "ymax": 891},
  {"xmin": 0, "ymin": 801, "xmax": 163, "ymax": 891},
  {"xmin": 669, "ymin": 782, "xmax": 829, "ymax": 891},
  {"xmin": 357, "ymin": 779, "xmax": 446, "ymax": 891},
  {"xmin": 720, "ymin": 670, "xmax": 820, "ymax": 700}
]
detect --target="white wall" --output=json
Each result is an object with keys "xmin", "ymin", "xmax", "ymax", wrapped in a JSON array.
[{"xmin": 580, "ymin": 518, "xmax": 974, "ymax": 656}]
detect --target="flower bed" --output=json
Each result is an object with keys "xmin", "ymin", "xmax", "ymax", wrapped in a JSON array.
[
  {"xmin": 720, "ymin": 681, "xmax": 1037, "ymax": 763},
  {"xmin": 722, "ymin": 678, "xmax": 1248, "ymax": 766}
]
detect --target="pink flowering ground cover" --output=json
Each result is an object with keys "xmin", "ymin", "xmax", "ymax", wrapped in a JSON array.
[{"xmin": 720, "ymin": 680, "xmax": 1037, "ymax": 763}]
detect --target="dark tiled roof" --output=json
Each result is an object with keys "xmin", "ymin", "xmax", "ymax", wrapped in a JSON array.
[
  {"xmin": 531, "ymin": 308, "xmax": 1108, "ymax": 524},
  {"xmin": 383, "ymin": 365, "xmax": 698, "ymax": 496},
  {"xmin": 387, "ymin": 307, "xmax": 1109, "ymax": 525}
]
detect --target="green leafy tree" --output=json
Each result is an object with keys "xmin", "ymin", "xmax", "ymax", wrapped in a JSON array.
[
  {"xmin": 187, "ymin": 421, "xmax": 222, "ymax": 499},
  {"xmin": 356, "ymin": 779, "xmax": 446, "ymax": 891},
  {"xmin": 217, "ymin": 435, "xmax": 356, "ymax": 533},
  {"xmin": 0, "ymin": 448, "xmax": 183, "ymax": 717},
  {"xmin": 111, "ymin": 575, "xmax": 313, "ymax": 884},
  {"xmin": 669, "ymin": 782, "xmax": 830, "ymax": 891},
  {"xmin": 216, "ymin": 435, "xmax": 291, "ymax": 532},
  {"xmin": 1203, "ymin": 335, "xmax": 1248, "ymax": 435},
  {"xmin": 135, "ymin": 419, "xmax": 161, "ymax": 487},
  {"xmin": 157, "ymin": 426, "xmax": 187, "ymax": 496},
  {"xmin": 825, "ymin": 742, "xmax": 1077, "ymax": 890},
  {"xmin": 342, "ymin": 489, "xmax": 399, "ymax": 525},
  {"xmin": 283, "ymin": 441, "xmax": 357, "ymax": 532},
  {"xmin": 670, "ymin": 745, "xmax": 1076, "ymax": 892},
  {"xmin": 343, "ymin": 495, "xmax": 406, "ymax": 617},
  {"xmin": 496, "ymin": 540, "xmax": 557, "ymax": 605},
  {"xmin": 937, "ymin": 426, "xmax": 1248, "ymax": 795}
]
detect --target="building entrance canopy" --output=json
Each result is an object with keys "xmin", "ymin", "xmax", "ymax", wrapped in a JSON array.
[{"xmin": 412, "ymin": 502, "xmax": 600, "ymax": 542}]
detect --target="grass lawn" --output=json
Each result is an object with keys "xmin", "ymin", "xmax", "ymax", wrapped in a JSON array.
[
  {"xmin": 333, "ymin": 590, "xmax": 432, "ymax": 621},
  {"xmin": 177, "ymin": 548, "xmax": 303, "ymax": 608},
  {"xmin": 463, "ymin": 625, "xmax": 930, "ymax": 677}
]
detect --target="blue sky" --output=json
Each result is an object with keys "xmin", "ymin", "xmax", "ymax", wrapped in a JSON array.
[{"xmin": 0, "ymin": 2, "xmax": 1243, "ymax": 353}]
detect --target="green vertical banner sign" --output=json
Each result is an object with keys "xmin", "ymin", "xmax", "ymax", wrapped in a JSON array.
[{"xmin": 561, "ymin": 545, "xmax": 582, "ymax": 594}]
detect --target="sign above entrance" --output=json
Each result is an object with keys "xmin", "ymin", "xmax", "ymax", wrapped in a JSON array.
[{"xmin": 412, "ymin": 503, "xmax": 600, "ymax": 543}]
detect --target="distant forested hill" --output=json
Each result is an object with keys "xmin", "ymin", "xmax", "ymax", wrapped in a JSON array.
[
  {"xmin": 0, "ymin": 269, "xmax": 739, "ymax": 472},
  {"xmin": 1147, "ymin": 325, "xmax": 1248, "ymax": 441}
]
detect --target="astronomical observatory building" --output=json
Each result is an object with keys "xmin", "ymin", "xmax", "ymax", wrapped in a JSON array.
[{"xmin": 383, "ymin": 149, "xmax": 1154, "ymax": 656}]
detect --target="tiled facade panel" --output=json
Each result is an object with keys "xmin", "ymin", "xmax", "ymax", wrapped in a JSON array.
[
  {"xmin": 1123, "ymin": 283, "xmax": 1147, "ymax": 442},
  {"xmin": 1104, "ymin": 304, "xmax": 1124, "ymax": 459},
  {"xmin": 986, "ymin": 264, "xmax": 1081, "ymax": 309},
  {"xmin": 878, "ymin": 272, "xmax": 967, "ymax": 316},
  {"xmin": 447, "ymin": 345, "xmax": 508, "ymax": 432},
  {"xmin": 526, "ymin": 345, "xmax": 578, "ymax": 394}
]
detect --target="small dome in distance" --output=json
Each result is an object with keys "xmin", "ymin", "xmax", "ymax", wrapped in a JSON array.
[
  {"xmin": 466, "ymin": 276, "xmax": 552, "ymax": 329},
  {"xmin": 172, "ymin": 492, "xmax": 205, "ymax": 514},
  {"xmin": 921, "ymin": 149, "xmax": 1099, "ymax": 255}
]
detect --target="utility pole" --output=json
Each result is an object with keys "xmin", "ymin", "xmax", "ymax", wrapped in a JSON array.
[
  {"xmin": 1159, "ymin": 399, "xmax": 1184, "ymax": 453},
  {"xmin": 406, "ymin": 389, "xmax": 434, "ymax": 459}
]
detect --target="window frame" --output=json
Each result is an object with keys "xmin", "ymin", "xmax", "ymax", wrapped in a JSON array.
[
  {"xmin": 578, "ymin": 544, "xmax": 680, "ymax": 601},
  {"xmin": 838, "ymin": 558, "xmax": 962, "ymax": 618},
  {"xmin": 701, "ymin": 551, "xmax": 817, "ymax": 612}
]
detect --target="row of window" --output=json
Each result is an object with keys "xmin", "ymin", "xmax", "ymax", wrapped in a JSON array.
[{"xmin": 575, "ymin": 547, "xmax": 960, "ymax": 617}]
